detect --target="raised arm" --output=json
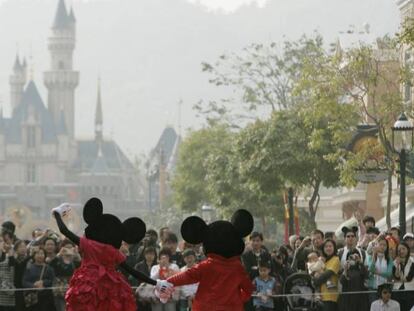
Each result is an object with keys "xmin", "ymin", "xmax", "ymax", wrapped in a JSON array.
[
  {"xmin": 53, "ymin": 211, "xmax": 80, "ymax": 246},
  {"xmin": 118, "ymin": 261, "xmax": 157, "ymax": 286}
]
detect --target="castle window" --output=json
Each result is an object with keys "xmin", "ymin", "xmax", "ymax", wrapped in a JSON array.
[
  {"xmin": 26, "ymin": 163, "xmax": 36, "ymax": 184},
  {"xmin": 27, "ymin": 126, "xmax": 36, "ymax": 148}
]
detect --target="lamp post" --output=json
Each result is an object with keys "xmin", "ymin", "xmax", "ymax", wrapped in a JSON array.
[
  {"xmin": 392, "ymin": 112, "xmax": 414, "ymax": 238},
  {"xmin": 201, "ymin": 204, "xmax": 214, "ymax": 223}
]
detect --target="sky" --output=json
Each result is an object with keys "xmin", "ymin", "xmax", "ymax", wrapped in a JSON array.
[{"xmin": 0, "ymin": 0, "xmax": 402, "ymax": 158}]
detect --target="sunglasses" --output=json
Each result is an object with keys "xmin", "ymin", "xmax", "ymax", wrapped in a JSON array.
[{"xmin": 346, "ymin": 235, "xmax": 355, "ymax": 238}]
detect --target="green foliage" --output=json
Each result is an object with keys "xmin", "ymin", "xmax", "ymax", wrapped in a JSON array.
[
  {"xmin": 171, "ymin": 125, "xmax": 233, "ymax": 212},
  {"xmin": 197, "ymin": 33, "xmax": 326, "ymax": 125},
  {"xmin": 179, "ymin": 33, "xmax": 404, "ymax": 228}
]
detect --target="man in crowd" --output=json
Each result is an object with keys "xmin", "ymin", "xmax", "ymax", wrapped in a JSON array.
[
  {"xmin": 242, "ymin": 232, "xmax": 271, "ymax": 311},
  {"xmin": 164, "ymin": 232, "xmax": 185, "ymax": 267},
  {"xmin": 338, "ymin": 227, "xmax": 366, "ymax": 269},
  {"xmin": 291, "ymin": 229, "xmax": 324, "ymax": 271}
]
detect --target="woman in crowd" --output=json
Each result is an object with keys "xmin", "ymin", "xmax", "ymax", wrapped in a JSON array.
[
  {"xmin": 366, "ymin": 235, "xmax": 393, "ymax": 305},
  {"xmin": 150, "ymin": 247, "xmax": 179, "ymax": 311},
  {"xmin": 43, "ymin": 237, "xmax": 58, "ymax": 267},
  {"xmin": 22, "ymin": 247, "xmax": 56, "ymax": 311},
  {"xmin": 52, "ymin": 239, "xmax": 81, "ymax": 311},
  {"xmin": 133, "ymin": 246, "xmax": 157, "ymax": 311},
  {"xmin": 338, "ymin": 249, "xmax": 369, "ymax": 311},
  {"xmin": 393, "ymin": 242, "xmax": 414, "ymax": 311},
  {"xmin": 314, "ymin": 239, "xmax": 340, "ymax": 311}
]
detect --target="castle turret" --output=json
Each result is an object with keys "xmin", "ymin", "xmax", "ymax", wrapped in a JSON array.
[
  {"xmin": 95, "ymin": 79, "xmax": 103, "ymax": 144},
  {"xmin": 44, "ymin": 0, "xmax": 79, "ymax": 139},
  {"xmin": 9, "ymin": 54, "xmax": 27, "ymax": 111}
]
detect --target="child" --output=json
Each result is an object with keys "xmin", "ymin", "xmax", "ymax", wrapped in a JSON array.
[
  {"xmin": 252, "ymin": 261, "xmax": 278, "ymax": 311},
  {"xmin": 307, "ymin": 251, "xmax": 325, "ymax": 278},
  {"xmin": 179, "ymin": 249, "xmax": 199, "ymax": 311},
  {"xmin": 307, "ymin": 251, "xmax": 328, "ymax": 302}
]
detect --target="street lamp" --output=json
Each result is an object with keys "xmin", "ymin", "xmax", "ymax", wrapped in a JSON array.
[
  {"xmin": 201, "ymin": 204, "xmax": 214, "ymax": 223},
  {"xmin": 392, "ymin": 112, "xmax": 414, "ymax": 237}
]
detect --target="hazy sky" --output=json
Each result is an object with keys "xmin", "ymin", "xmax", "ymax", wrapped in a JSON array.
[
  {"xmin": 0, "ymin": 0, "xmax": 401, "ymax": 158},
  {"xmin": 186, "ymin": 0, "xmax": 268, "ymax": 11}
]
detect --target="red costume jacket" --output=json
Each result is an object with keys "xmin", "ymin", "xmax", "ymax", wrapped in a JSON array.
[{"xmin": 167, "ymin": 254, "xmax": 253, "ymax": 311}]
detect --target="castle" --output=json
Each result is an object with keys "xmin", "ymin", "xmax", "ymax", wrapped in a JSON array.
[{"xmin": 0, "ymin": 0, "xmax": 144, "ymax": 229}]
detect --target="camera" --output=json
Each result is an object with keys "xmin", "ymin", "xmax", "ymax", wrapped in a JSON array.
[{"xmin": 347, "ymin": 254, "xmax": 359, "ymax": 266}]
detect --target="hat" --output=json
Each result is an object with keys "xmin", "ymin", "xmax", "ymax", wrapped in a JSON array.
[
  {"xmin": 377, "ymin": 283, "xmax": 393, "ymax": 295},
  {"xmin": 1, "ymin": 221, "xmax": 15, "ymax": 235},
  {"xmin": 403, "ymin": 232, "xmax": 414, "ymax": 240}
]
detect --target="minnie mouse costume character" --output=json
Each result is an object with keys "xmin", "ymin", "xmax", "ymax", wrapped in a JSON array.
[
  {"xmin": 165, "ymin": 209, "xmax": 254, "ymax": 311},
  {"xmin": 52, "ymin": 198, "xmax": 171, "ymax": 311}
]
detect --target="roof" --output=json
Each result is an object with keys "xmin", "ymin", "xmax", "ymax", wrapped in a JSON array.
[
  {"xmin": 13, "ymin": 54, "xmax": 22, "ymax": 72},
  {"xmin": 152, "ymin": 127, "xmax": 178, "ymax": 166},
  {"xmin": 91, "ymin": 152, "xmax": 110, "ymax": 174},
  {"xmin": 72, "ymin": 140, "xmax": 135, "ymax": 172},
  {"xmin": 4, "ymin": 81, "xmax": 58, "ymax": 144},
  {"xmin": 52, "ymin": 0, "xmax": 72, "ymax": 29}
]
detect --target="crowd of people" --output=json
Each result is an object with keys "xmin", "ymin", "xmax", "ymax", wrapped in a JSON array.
[{"xmin": 0, "ymin": 213, "xmax": 413, "ymax": 311}]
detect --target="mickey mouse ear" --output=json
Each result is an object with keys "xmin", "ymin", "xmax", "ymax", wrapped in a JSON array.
[
  {"xmin": 181, "ymin": 216, "xmax": 207, "ymax": 244},
  {"xmin": 83, "ymin": 197, "xmax": 103, "ymax": 224},
  {"xmin": 341, "ymin": 226, "xmax": 349, "ymax": 235},
  {"xmin": 351, "ymin": 226, "xmax": 358, "ymax": 234},
  {"xmin": 231, "ymin": 209, "xmax": 253, "ymax": 238},
  {"xmin": 122, "ymin": 217, "xmax": 146, "ymax": 244}
]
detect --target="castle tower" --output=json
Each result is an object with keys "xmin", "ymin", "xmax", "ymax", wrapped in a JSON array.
[
  {"xmin": 44, "ymin": 0, "xmax": 79, "ymax": 139},
  {"xmin": 95, "ymin": 78, "xmax": 103, "ymax": 145},
  {"xmin": 9, "ymin": 54, "xmax": 27, "ymax": 111}
]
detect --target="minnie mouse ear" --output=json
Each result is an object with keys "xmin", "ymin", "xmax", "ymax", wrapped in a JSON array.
[
  {"xmin": 122, "ymin": 217, "xmax": 146, "ymax": 244},
  {"xmin": 341, "ymin": 226, "xmax": 349, "ymax": 235},
  {"xmin": 231, "ymin": 209, "xmax": 254, "ymax": 238},
  {"xmin": 83, "ymin": 197, "xmax": 103, "ymax": 224},
  {"xmin": 181, "ymin": 216, "xmax": 207, "ymax": 244}
]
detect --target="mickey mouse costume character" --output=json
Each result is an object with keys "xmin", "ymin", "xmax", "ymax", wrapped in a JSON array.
[
  {"xmin": 52, "ymin": 198, "xmax": 171, "ymax": 311},
  {"xmin": 165, "ymin": 209, "xmax": 254, "ymax": 311}
]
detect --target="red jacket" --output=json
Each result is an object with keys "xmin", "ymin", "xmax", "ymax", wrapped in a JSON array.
[{"xmin": 167, "ymin": 254, "xmax": 253, "ymax": 311}]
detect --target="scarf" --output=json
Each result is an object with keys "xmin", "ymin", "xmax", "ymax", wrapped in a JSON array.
[{"xmin": 374, "ymin": 254, "xmax": 388, "ymax": 288}]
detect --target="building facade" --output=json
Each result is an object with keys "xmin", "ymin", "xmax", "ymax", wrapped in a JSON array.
[{"xmin": 0, "ymin": 0, "xmax": 144, "ymax": 235}]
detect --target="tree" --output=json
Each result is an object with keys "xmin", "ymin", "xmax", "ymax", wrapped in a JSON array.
[
  {"xmin": 204, "ymin": 119, "xmax": 284, "ymax": 230},
  {"xmin": 295, "ymin": 36, "xmax": 403, "ymax": 229},
  {"xmin": 196, "ymin": 33, "xmax": 325, "ymax": 126},
  {"xmin": 171, "ymin": 125, "xmax": 234, "ymax": 213}
]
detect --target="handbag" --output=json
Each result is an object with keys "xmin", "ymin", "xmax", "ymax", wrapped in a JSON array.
[
  {"xmin": 24, "ymin": 264, "xmax": 46, "ymax": 308},
  {"xmin": 52, "ymin": 277, "xmax": 68, "ymax": 298}
]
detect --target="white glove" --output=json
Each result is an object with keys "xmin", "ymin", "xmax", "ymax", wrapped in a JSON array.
[
  {"xmin": 155, "ymin": 280, "xmax": 174, "ymax": 303},
  {"xmin": 52, "ymin": 203, "xmax": 71, "ymax": 217}
]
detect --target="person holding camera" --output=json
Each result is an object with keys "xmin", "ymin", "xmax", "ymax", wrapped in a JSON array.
[
  {"xmin": 393, "ymin": 242, "xmax": 414, "ymax": 311},
  {"xmin": 338, "ymin": 227, "xmax": 366, "ymax": 271},
  {"xmin": 52, "ymin": 239, "xmax": 81, "ymax": 311},
  {"xmin": 338, "ymin": 249, "xmax": 369, "ymax": 311}
]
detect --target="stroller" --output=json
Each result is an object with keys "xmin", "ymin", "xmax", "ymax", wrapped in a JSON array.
[{"xmin": 283, "ymin": 272, "xmax": 319, "ymax": 311}]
